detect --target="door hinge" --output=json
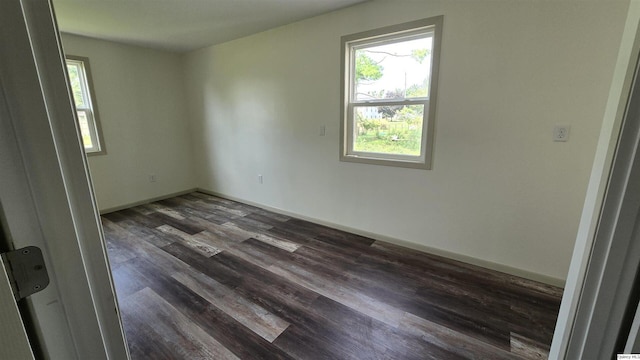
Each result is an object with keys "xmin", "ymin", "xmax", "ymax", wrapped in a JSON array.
[{"xmin": 1, "ymin": 246, "xmax": 49, "ymax": 300}]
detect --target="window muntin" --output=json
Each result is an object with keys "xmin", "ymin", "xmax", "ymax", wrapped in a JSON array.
[
  {"xmin": 341, "ymin": 17, "xmax": 442, "ymax": 169},
  {"xmin": 66, "ymin": 56, "xmax": 105, "ymax": 155}
]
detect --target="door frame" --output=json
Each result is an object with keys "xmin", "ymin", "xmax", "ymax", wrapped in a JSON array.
[{"xmin": 0, "ymin": 0, "xmax": 128, "ymax": 358}]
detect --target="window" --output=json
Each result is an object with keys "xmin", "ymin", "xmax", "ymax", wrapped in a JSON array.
[
  {"xmin": 66, "ymin": 56, "xmax": 105, "ymax": 155},
  {"xmin": 340, "ymin": 17, "xmax": 442, "ymax": 169}
]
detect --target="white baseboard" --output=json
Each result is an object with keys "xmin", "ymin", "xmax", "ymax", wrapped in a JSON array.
[
  {"xmin": 99, "ymin": 188, "xmax": 197, "ymax": 214},
  {"xmin": 197, "ymin": 188, "xmax": 565, "ymax": 288}
]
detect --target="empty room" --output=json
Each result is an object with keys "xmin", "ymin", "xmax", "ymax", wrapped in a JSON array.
[{"xmin": 3, "ymin": 0, "xmax": 640, "ymax": 359}]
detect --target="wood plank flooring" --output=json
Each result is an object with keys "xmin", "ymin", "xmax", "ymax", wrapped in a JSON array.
[{"xmin": 102, "ymin": 192, "xmax": 563, "ymax": 359}]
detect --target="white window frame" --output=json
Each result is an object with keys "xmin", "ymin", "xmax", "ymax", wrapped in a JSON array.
[
  {"xmin": 65, "ymin": 55, "xmax": 106, "ymax": 155},
  {"xmin": 340, "ymin": 16, "xmax": 443, "ymax": 169}
]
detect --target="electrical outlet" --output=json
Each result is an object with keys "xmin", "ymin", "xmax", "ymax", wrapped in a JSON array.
[
  {"xmin": 319, "ymin": 125, "xmax": 326, "ymax": 136},
  {"xmin": 149, "ymin": 174, "xmax": 157, "ymax": 182},
  {"xmin": 553, "ymin": 125, "xmax": 570, "ymax": 142},
  {"xmin": 258, "ymin": 174, "xmax": 263, "ymax": 184}
]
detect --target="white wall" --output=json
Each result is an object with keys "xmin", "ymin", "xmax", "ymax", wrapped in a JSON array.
[
  {"xmin": 61, "ymin": 34, "xmax": 196, "ymax": 211},
  {"xmin": 184, "ymin": 0, "xmax": 630, "ymax": 283},
  {"xmin": 551, "ymin": 1, "xmax": 640, "ymax": 356}
]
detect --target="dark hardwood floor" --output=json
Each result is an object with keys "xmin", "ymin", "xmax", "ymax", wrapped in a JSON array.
[{"xmin": 102, "ymin": 192, "xmax": 562, "ymax": 359}]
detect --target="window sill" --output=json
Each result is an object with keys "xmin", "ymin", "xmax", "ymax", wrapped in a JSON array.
[{"xmin": 340, "ymin": 154, "xmax": 430, "ymax": 169}]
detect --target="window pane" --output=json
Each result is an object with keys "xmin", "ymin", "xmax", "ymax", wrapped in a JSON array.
[
  {"xmin": 354, "ymin": 36, "xmax": 432, "ymax": 101},
  {"xmin": 66, "ymin": 63, "xmax": 86, "ymax": 107},
  {"xmin": 353, "ymin": 104, "xmax": 424, "ymax": 156},
  {"xmin": 77, "ymin": 110, "xmax": 94, "ymax": 149}
]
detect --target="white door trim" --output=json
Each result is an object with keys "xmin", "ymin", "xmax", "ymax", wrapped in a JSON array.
[{"xmin": 0, "ymin": 0, "xmax": 129, "ymax": 358}]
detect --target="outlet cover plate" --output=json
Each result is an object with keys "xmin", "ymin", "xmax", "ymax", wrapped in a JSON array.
[{"xmin": 553, "ymin": 125, "xmax": 570, "ymax": 142}]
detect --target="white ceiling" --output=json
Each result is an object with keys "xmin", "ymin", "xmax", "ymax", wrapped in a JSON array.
[{"xmin": 52, "ymin": 0, "xmax": 368, "ymax": 53}]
